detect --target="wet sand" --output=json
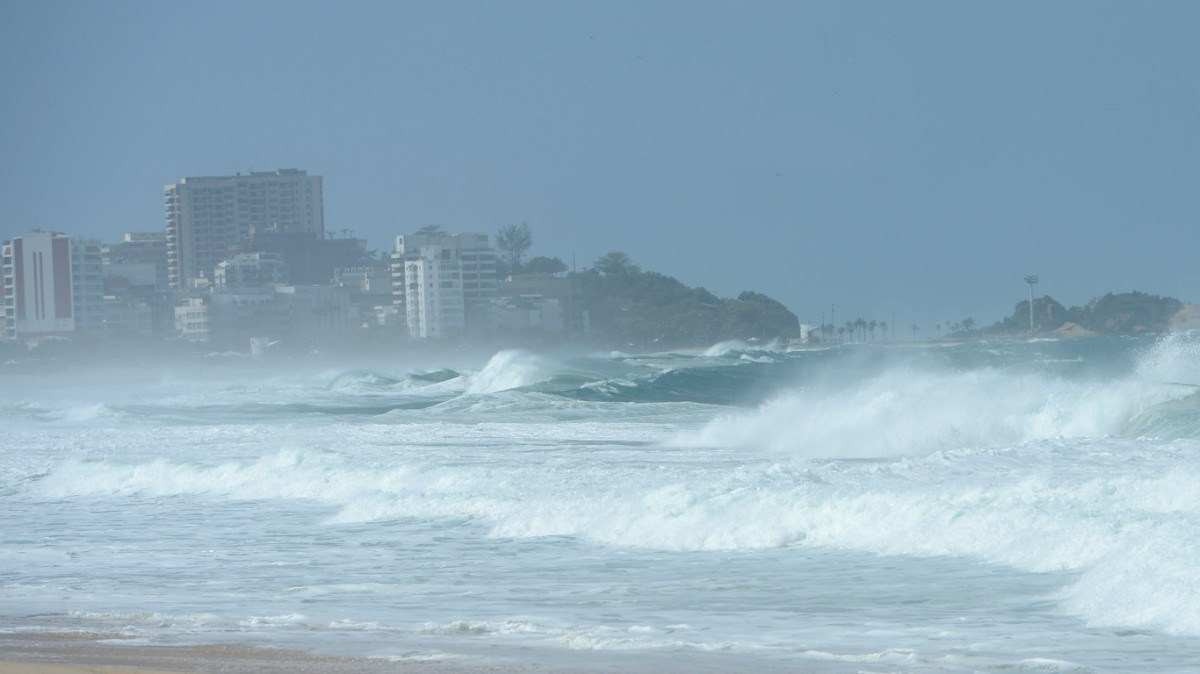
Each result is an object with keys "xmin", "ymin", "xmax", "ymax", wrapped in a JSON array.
[
  {"xmin": 0, "ymin": 632, "xmax": 538, "ymax": 674},
  {"xmin": 0, "ymin": 665, "xmax": 181, "ymax": 674}
]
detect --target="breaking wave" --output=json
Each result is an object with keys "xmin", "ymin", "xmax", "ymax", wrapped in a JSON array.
[
  {"xmin": 466, "ymin": 350, "xmax": 557, "ymax": 394},
  {"xmin": 13, "ymin": 333, "xmax": 1200, "ymax": 645},
  {"xmin": 679, "ymin": 333, "xmax": 1200, "ymax": 456},
  {"xmin": 28, "ymin": 440, "xmax": 1200, "ymax": 637}
]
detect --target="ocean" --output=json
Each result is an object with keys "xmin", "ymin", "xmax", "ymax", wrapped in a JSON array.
[{"xmin": 2, "ymin": 336, "xmax": 1200, "ymax": 672}]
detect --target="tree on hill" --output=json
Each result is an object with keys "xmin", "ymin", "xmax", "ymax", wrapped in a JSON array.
[
  {"xmin": 496, "ymin": 223, "xmax": 533, "ymax": 272},
  {"xmin": 523, "ymin": 256, "xmax": 568, "ymax": 275},
  {"xmin": 594, "ymin": 251, "xmax": 640, "ymax": 276},
  {"xmin": 1076, "ymin": 291, "xmax": 1182, "ymax": 334},
  {"xmin": 988, "ymin": 291, "xmax": 1182, "ymax": 335}
]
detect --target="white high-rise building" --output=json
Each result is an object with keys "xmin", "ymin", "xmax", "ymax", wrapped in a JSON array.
[
  {"xmin": 390, "ymin": 231, "xmax": 497, "ymax": 338},
  {"xmin": 404, "ymin": 248, "xmax": 467, "ymax": 339},
  {"xmin": 165, "ymin": 169, "xmax": 323, "ymax": 289},
  {"xmin": 1, "ymin": 231, "xmax": 103, "ymax": 340}
]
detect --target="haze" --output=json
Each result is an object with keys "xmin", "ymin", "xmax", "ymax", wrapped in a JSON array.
[{"xmin": 2, "ymin": 0, "xmax": 1198, "ymax": 324}]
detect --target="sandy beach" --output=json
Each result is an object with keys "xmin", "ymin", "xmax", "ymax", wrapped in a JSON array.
[
  {"xmin": 0, "ymin": 632, "xmax": 536, "ymax": 674},
  {"xmin": 0, "ymin": 665, "xmax": 181, "ymax": 674}
]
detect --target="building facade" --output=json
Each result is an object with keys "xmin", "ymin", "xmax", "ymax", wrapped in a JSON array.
[
  {"xmin": 102, "ymin": 232, "xmax": 173, "ymax": 339},
  {"xmin": 104, "ymin": 231, "xmax": 168, "ymax": 291},
  {"xmin": 403, "ymin": 249, "xmax": 467, "ymax": 339},
  {"xmin": 390, "ymin": 231, "xmax": 498, "ymax": 338},
  {"xmin": 71, "ymin": 238, "xmax": 105, "ymax": 334},
  {"xmin": 1, "ymin": 231, "xmax": 103, "ymax": 341},
  {"xmin": 165, "ymin": 169, "xmax": 323, "ymax": 289},
  {"xmin": 242, "ymin": 231, "xmax": 365, "ymax": 285},
  {"xmin": 214, "ymin": 252, "xmax": 288, "ymax": 289},
  {"xmin": 174, "ymin": 297, "xmax": 210, "ymax": 342}
]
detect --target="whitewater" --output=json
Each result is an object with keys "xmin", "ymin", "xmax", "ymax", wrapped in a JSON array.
[{"xmin": 3, "ymin": 336, "xmax": 1200, "ymax": 672}]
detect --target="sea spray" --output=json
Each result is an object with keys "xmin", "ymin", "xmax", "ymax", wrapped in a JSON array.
[
  {"xmin": 8, "ymin": 335, "xmax": 1200, "ymax": 670},
  {"xmin": 677, "ymin": 334, "xmax": 1200, "ymax": 457},
  {"xmin": 466, "ymin": 350, "xmax": 556, "ymax": 394}
]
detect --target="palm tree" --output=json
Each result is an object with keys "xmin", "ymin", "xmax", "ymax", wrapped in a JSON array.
[
  {"xmin": 911, "ymin": 323, "xmax": 920, "ymax": 342},
  {"xmin": 868, "ymin": 320, "xmax": 878, "ymax": 341},
  {"xmin": 878, "ymin": 321, "xmax": 888, "ymax": 342}
]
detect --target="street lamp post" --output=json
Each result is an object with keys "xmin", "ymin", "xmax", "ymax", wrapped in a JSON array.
[{"xmin": 1024, "ymin": 274, "xmax": 1039, "ymax": 335}]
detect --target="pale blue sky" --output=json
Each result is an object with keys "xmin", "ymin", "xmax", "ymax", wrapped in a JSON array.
[{"xmin": 2, "ymin": 0, "xmax": 1197, "ymax": 325}]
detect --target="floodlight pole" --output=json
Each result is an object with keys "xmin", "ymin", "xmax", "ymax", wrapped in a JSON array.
[{"xmin": 1024, "ymin": 274, "xmax": 1039, "ymax": 335}]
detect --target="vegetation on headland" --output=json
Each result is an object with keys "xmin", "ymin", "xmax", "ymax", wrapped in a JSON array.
[
  {"xmin": 987, "ymin": 291, "xmax": 1185, "ymax": 337},
  {"xmin": 492, "ymin": 226, "xmax": 802, "ymax": 347},
  {"xmin": 572, "ymin": 251, "xmax": 800, "ymax": 348},
  {"xmin": 808, "ymin": 290, "xmax": 1192, "ymax": 345},
  {"xmin": 498, "ymin": 221, "xmax": 1191, "ymax": 347}
]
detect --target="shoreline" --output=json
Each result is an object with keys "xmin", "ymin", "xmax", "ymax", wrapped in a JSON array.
[{"xmin": 0, "ymin": 631, "xmax": 540, "ymax": 674}]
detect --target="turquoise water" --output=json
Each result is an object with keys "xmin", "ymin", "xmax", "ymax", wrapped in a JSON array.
[{"xmin": 2, "ymin": 336, "xmax": 1200, "ymax": 672}]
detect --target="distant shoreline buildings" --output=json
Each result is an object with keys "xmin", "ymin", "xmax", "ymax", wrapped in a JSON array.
[{"xmin": 2, "ymin": 168, "xmax": 576, "ymax": 350}]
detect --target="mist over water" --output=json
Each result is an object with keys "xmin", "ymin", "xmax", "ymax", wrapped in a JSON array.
[{"xmin": 4, "ymin": 336, "xmax": 1200, "ymax": 672}]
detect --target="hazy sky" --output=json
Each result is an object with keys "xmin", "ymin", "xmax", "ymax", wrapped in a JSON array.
[{"xmin": 2, "ymin": 1, "xmax": 1197, "ymax": 326}]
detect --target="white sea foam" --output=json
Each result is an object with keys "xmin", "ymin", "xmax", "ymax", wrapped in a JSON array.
[
  {"xmin": 11, "ymin": 335, "xmax": 1200, "ymax": 665},
  {"xmin": 679, "ymin": 336, "xmax": 1200, "ymax": 458},
  {"xmin": 419, "ymin": 618, "xmax": 745, "ymax": 652},
  {"xmin": 465, "ymin": 350, "xmax": 555, "ymax": 394},
  {"xmin": 702, "ymin": 338, "xmax": 783, "ymax": 358},
  {"xmin": 31, "ymin": 436, "xmax": 1200, "ymax": 636}
]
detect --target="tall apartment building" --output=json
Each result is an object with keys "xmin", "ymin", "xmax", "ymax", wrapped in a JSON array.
[
  {"xmin": 390, "ymin": 231, "xmax": 498, "ymax": 338},
  {"xmin": 165, "ymin": 169, "xmax": 323, "ymax": 289},
  {"xmin": 1, "ymin": 231, "xmax": 103, "ymax": 340}
]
